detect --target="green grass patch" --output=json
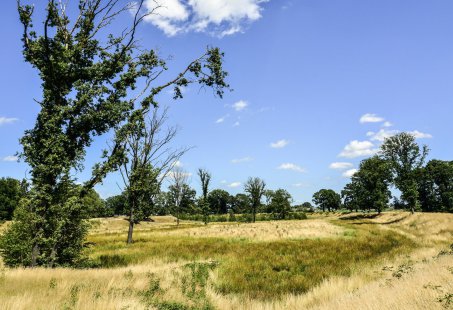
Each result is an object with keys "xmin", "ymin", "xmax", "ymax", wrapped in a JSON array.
[{"xmin": 86, "ymin": 221, "xmax": 416, "ymax": 300}]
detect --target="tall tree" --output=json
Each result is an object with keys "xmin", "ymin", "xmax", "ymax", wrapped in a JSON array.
[
  {"xmin": 119, "ymin": 108, "xmax": 188, "ymax": 244},
  {"xmin": 268, "ymin": 189, "xmax": 293, "ymax": 220},
  {"xmin": 244, "ymin": 177, "xmax": 266, "ymax": 223},
  {"xmin": 197, "ymin": 168, "xmax": 211, "ymax": 224},
  {"xmin": 169, "ymin": 167, "xmax": 191, "ymax": 225},
  {"xmin": 418, "ymin": 160, "xmax": 453, "ymax": 212},
  {"xmin": 347, "ymin": 156, "xmax": 392, "ymax": 214},
  {"xmin": 380, "ymin": 132, "xmax": 429, "ymax": 213},
  {"xmin": 312, "ymin": 189, "xmax": 341, "ymax": 212},
  {"xmin": 207, "ymin": 189, "xmax": 231, "ymax": 214},
  {"xmin": 5, "ymin": 0, "xmax": 228, "ymax": 267}
]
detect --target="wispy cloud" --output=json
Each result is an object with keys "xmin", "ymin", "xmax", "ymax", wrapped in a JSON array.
[
  {"xmin": 270, "ymin": 139, "xmax": 289, "ymax": 149},
  {"xmin": 329, "ymin": 162, "xmax": 353, "ymax": 170},
  {"xmin": 231, "ymin": 157, "xmax": 253, "ymax": 164},
  {"xmin": 2, "ymin": 156, "xmax": 18, "ymax": 162},
  {"xmin": 215, "ymin": 115, "xmax": 228, "ymax": 124},
  {"xmin": 409, "ymin": 130, "xmax": 432, "ymax": 139},
  {"xmin": 359, "ymin": 113, "xmax": 385, "ymax": 124},
  {"xmin": 232, "ymin": 100, "xmax": 248, "ymax": 111},
  {"xmin": 277, "ymin": 163, "xmax": 305, "ymax": 173},
  {"xmin": 228, "ymin": 182, "xmax": 241, "ymax": 188},
  {"xmin": 0, "ymin": 117, "xmax": 18, "ymax": 126}
]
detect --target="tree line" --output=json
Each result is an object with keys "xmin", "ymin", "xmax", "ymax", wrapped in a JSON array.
[{"xmin": 312, "ymin": 132, "xmax": 453, "ymax": 214}]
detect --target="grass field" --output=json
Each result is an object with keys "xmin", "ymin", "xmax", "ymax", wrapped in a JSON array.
[{"xmin": 0, "ymin": 212, "xmax": 452, "ymax": 309}]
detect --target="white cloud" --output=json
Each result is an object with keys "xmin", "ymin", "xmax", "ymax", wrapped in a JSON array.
[
  {"xmin": 270, "ymin": 139, "xmax": 289, "ymax": 149},
  {"xmin": 143, "ymin": 0, "xmax": 267, "ymax": 37},
  {"xmin": 339, "ymin": 140, "xmax": 378, "ymax": 158},
  {"xmin": 232, "ymin": 100, "xmax": 248, "ymax": 111},
  {"xmin": 277, "ymin": 163, "xmax": 305, "ymax": 173},
  {"xmin": 220, "ymin": 180, "xmax": 227, "ymax": 184},
  {"xmin": 2, "ymin": 156, "xmax": 18, "ymax": 162},
  {"xmin": 382, "ymin": 121, "xmax": 393, "ymax": 127},
  {"xmin": 367, "ymin": 129, "xmax": 399, "ymax": 142},
  {"xmin": 228, "ymin": 182, "xmax": 241, "ymax": 188},
  {"xmin": 233, "ymin": 121, "xmax": 240, "ymax": 127},
  {"xmin": 293, "ymin": 182, "xmax": 310, "ymax": 188},
  {"xmin": 409, "ymin": 130, "xmax": 433, "ymax": 139},
  {"xmin": 231, "ymin": 157, "xmax": 253, "ymax": 164},
  {"xmin": 342, "ymin": 169, "xmax": 358, "ymax": 178},
  {"xmin": 215, "ymin": 115, "xmax": 228, "ymax": 124},
  {"xmin": 329, "ymin": 162, "xmax": 353, "ymax": 170},
  {"xmin": 0, "ymin": 117, "xmax": 18, "ymax": 126},
  {"xmin": 359, "ymin": 113, "xmax": 385, "ymax": 124}
]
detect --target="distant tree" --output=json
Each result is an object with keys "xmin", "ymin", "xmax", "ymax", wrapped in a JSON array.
[
  {"xmin": 0, "ymin": 178, "xmax": 24, "ymax": 220},
  {"xmin": 341, "ymin": 182, "xmax": 361, "ymax": 212},
  {"xmin": 118, "ymin": 108, "xmax": 188, "ymax": 244},
  {"xmin": 231, "ymin": 193, "xmax": 251, "ymax": 214},
  {"xmin": 263, "ymin": 189, "xmax": 275, "ymax": 213},
  {"xmin": 417, "ymin": 160, "xmax": 453, "ymax": 212},
  {"xmin": 197, "ymin": 169, "xmax": 211, "ymax": 224},
  {"xmin": 380, "ymin": 132, "xmax": 429, "ymax": 213},
  {"xmin": 354, "ymin": 156, "xmax": 392, "ymax": 213},
  {"xmin": 105, "ymin": 194, "xmax": 127, "ymax": 216},
  {"xmin": 294, "ymin": 202, "xmax": 314, "ymax": 213},
  {"xmin": 268, "ymin": 189, "xmax": 293, "ymax": 219},
  {"xmin": 168, "ymin": 168, "xmax": 194, "ymax": 225},
  {"xmin": 312, "ymin": 189, "xmax": 341, "ymax": 212},
  {"xmin": 244, "ymin": 177, "xmax": 266, "ymax": 223},
  {"xmin": 208, "ymin": 189, "xmax": 231, "ymax": 214},
  {"xmin": 81, "ymin": 189, "xmax": 110, "ymax": 218}
]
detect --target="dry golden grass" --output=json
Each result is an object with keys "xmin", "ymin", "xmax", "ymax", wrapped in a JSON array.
[
  {"xmin": 0, "ymin": 212, "xmax": 452, "ymax": 309},
  {"xmin": 153, "ymin": 219, "xmax": 346, "ymax": 241}
]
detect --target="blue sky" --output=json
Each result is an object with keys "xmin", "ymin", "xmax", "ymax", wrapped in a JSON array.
[{"xmin": 1, "ymin": 0, "xmax": 452, "ymax": 204}]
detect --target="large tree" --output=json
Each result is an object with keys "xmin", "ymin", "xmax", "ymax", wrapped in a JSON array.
[
  {"xmin": 4, "ymin": 0, "xmax": 228, "ymax": 267},
  {"xmin": 312, "ymin": 189, "xmax": 341, "ymax": 212},
  {"xmin": 345, "ymin": 156, "xmax": 392, "ymax": 214},
  {"xmin": 207, "ymin": 189, "xmax": 231, "ymax": 214},
  {"xmin": 197, "ymin": 168, "xmax": 211, "ymax": 224},
  {"xmin": 417, "ymin": 160, "xmax": 453, "ymax": 212},
  {"xmin": 244, "ymin": 177, "xmax": 266, "ymax": 223},
  {"xmin": 267, "ymin": 189, "xmax": 292, "ymax": 220},
  {"xmin": 380, "ymin": 132, "xmax": 428, "ymax": 213}
]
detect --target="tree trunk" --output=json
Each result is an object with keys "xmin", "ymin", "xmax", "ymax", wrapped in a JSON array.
[
  {"xmin": 31, "ymin": 243, "xmax": 39, "ymax": 267},
  {"xmin": 127, "ymin": 201, "xmax": 135, "ymax": 244}
]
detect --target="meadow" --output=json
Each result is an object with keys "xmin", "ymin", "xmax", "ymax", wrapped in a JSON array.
[{"xmin": 0, "ymin": 212, "xmax": 452, "ymax": 310}]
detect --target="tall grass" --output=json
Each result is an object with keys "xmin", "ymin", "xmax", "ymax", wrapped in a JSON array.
[{"xmin": 87, "ymin": 222, "xmax": 415, "ymax": 299}]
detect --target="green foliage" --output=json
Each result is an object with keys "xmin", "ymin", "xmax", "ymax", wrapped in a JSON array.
[
  {"xmin": 380, "ymin": 132, "xmax": 429, "ymax": 212},
  {"xmin": 168, "ymin": 184, "xmax": 197, "ymax": 215},
  {"xmin": 105, "ymin": 194, "xmax": 127, "ymax": 216},
  {"xmin": 267, "ymin": 189, "xmax": 293, "ymax": 219},
  {"xmin": 207, "ymin": 189, "xmax": 231, "ymax": 214},
  {"xmin": 342, "ymin": 156, "xmax": 392, "ymax": 213},
  {"xmin": 11, "ymin": 0, "xmax": 228, "ymax": 266},
  {"xmin": 313, "ymin": 189, "xmax": 341, "ymax": 212},
  {"xmin": 417, "ymin": 160, "xmax": 453, "ymax": 212},
  {"xmin": 244, "ymin": 177, "xmax": 266, "ymax": 223},
  {"xmin": 0, "ymin": 177, "xmax": 25, "ymax": 220}
]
